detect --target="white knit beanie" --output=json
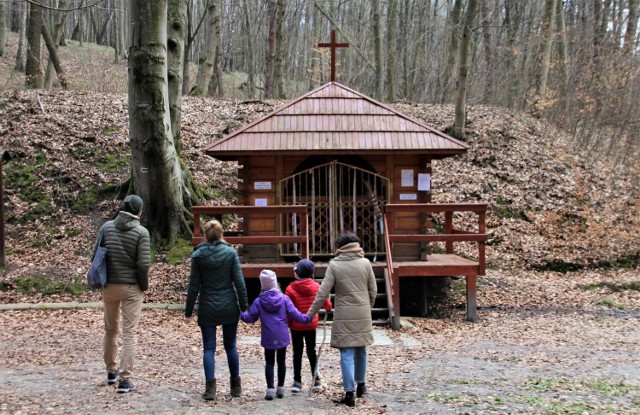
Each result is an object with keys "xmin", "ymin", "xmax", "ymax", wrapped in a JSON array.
[{"xmin": 259, "ymin": 269, "xmax": 278, "ymax": 291}]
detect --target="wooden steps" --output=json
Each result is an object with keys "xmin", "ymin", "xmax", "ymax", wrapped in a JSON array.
[{"xmin": 312, "ymin": 263, "xmax": 390, "ymax": 326}]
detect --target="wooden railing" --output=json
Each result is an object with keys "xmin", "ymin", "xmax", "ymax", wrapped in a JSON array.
[
  {"xmin": 191, "ymin": 205, "xmax": 310, "ymax": 259},
  {"xmin": 384, "ymin": 203, "xmax": 488, "ymax": 275},
  {"xmin": 382, "ymin": 214, "xmax": 396, "ymax": 325},
  {"xmin": 383, "ymin": 203, "xmax": 488, "ymax": 328}
]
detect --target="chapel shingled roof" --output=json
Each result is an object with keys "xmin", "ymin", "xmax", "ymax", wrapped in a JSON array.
[{"xmin": 204, "ymin": 82, "xmax": 468, "ymax": 160}]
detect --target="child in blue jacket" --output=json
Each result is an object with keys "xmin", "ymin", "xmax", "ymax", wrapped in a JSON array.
[{"xmin": 241, "ymin": 269, "xmax": 310, "ymax": 400}]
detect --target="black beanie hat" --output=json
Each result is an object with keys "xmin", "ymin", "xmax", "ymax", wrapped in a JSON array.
[{"xmin": 123, "ymin": 195, "xmax": 143, "ymax": 214}]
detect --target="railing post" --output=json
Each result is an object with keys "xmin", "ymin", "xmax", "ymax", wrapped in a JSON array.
[
  {"xmin": 392, "ymin": 272, "xmax": 401, "ymax": 328},
  {"xmin": 445, "ymin": 211, "xmax": 453, "ymax": 253},
  {"xmin": 193, "ymin": 213, "xmax": 201, "ymax": 238},
  {"xmin": 478, "ymin": 210, "xmax": 486, "ymax": 275},
  {"xmin": 301, "ymin": 210, "xmax": 309, "ymax": 259},
  {"xmin": 466, "ymin": 274, "xmax": 477, "ymax": 322}
]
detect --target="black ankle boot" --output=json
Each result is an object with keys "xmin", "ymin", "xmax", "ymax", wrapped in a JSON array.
[
  {"xmin": 202, "ymin": 379, "xmax": 216, "ymax": 400},
  {"xmin": 356, "ymin": 382, "xmax": 366, "ymax": 398},
  {"xmin": 338, "ymin": 391, "xmax": 356, "ymax": 407}
]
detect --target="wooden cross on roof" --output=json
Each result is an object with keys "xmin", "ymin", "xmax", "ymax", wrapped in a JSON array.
[{"xmin": 318, "ymin": 30, "xmax": 349, "ymax": 82}]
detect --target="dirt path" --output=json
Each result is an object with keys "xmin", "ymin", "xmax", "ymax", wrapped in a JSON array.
[{"xmin": 1, "ymin": 305, "xmax": 639, "ymax": 414}]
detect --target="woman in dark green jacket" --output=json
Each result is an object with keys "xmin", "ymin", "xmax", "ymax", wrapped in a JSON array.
[{"xmin": 185, "ymin": 220, "xmax": 249, "ymax": 401}]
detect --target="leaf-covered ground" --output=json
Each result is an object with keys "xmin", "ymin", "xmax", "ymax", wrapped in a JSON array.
[
  {"xmin": 0, "ymin": 88, "xmax": 638, "ymax": 414},
  {"xmin": 1, "ymin": 35, "xmax": 640, "ymax": 412}
]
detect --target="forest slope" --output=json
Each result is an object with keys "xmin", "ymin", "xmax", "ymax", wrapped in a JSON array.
[{"xmin": 0, "ymin": 88, "xmax": 638, "ymax": 310}]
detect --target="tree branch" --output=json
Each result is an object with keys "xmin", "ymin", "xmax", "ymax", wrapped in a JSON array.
[{"xmin": 23, "ymin": 0, "xmax": 107, "ymax": 13}]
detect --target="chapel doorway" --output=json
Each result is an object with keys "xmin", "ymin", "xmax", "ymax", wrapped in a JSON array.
[{"xmin": 279, "ymin": 157, "xmax": 390, "ymax": 258}]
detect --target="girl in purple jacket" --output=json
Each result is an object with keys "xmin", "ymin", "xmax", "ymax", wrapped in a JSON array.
[{"xmin": 241, "ymin": 269, "xmax": 311, "ymax": 400}]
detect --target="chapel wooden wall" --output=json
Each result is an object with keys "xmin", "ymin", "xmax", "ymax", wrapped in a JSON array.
[{"xmin": 234, "ymin": 154, "xmax": 433, "ymax": 263}]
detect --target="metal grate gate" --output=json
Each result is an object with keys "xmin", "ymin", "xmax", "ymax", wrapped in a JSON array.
[{"xmin": 279, "ymin": 161, "xmax": 389, "ymax": 257}]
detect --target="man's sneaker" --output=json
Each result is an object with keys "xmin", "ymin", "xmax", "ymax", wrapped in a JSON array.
[
  {"xmin": 313, "ymin": 377, "xmax": 323, "ymax": 391},
  {"xmin": 264, "ymin": 388, "xmax": 275, "ymax": 400},
  {"xmin": 107, "ymin": 369, "xmax": 119, "ymax": 385},
  {"xmin": 291, "ymin": 381, "xmax": 303, "ymax": 393},
  {"xmin": 276, "ymin": 386, "xmax": 285, "ymax": 398},
  {"xmin": 116, "ymin": 379, "xmax": 135, "ymax": 394}
]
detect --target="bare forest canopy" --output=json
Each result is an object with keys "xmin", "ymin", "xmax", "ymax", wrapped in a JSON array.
[{"xmin": 0, "ymin": 0, "xmax": 639, "ymax": 169}]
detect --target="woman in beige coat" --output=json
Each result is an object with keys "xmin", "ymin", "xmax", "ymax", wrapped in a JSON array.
[{"xmin": 307, "ymin": 232, "xmax": 377, "ymax": 407}]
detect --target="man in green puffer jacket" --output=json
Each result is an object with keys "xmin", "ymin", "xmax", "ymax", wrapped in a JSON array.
[{"xmin": 94, "ymin": 194, "xmax": 150, "ymax": 394}]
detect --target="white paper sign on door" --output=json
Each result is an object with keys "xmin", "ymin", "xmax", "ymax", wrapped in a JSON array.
[
  {"xmin": 401, "ymin": 169, "xmax": 414, "ymax": 187},
  {"xmin": 418, "ymin": 173, "xmax": 431, "ymax": 191}
]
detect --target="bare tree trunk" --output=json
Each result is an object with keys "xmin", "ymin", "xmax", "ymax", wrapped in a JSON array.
[
  {"xmin": 372, "ymin": 0, "xmax": 383, "ymax": 99},
  {"xmin": 14, "ymin": 0, "xmax": 27, "ymax": 71},
  {"xmin": 212, "ymin": 0, "xmax": 223, "ymax": 97},
  {"xmin": 182, "ymin": 3, "xmax": 194, "ymax": 96},
  {"xmin": 25, "ymin": 3, "xmax": 43, "ymax": 89},
  {"xmin": 554, "ymin": 0, "xmax": 569, "ymax": 99},
  {"xmin": 242, "ymin": 0, "xmax": 256, "ymax": 98},
  {"xmin": 168, "ymin": 0, "xmax": 202, "ymax": 208},
  {"xmin": 452, "ymin": 0, "xmax": 479, "ymax": 140},
  {"xmin": 623, "ymin": 0, "xmax": 638, "ymax": 55},
  {"xmin": 400, "ymin": 0, "xmax": 411, "ymax": 99},
  {"xmin": 168, "ymin": 0, "xmax": 188, "ymax": 153},
  {"xmin": 213, "ymin": 42, "xmax": 224, "ymax": 97},
  {"xmin": 45, "ymin": 1, "xmax": 67, "ymax": 89},
  {"xmin": 129, "ymin": 0, "xmax": 187, "ymax": 244},
  {"xmin": 194, "ymin": 1, "xmax": 219, "ymax": 96},
  {"xmin": 480, "ymin": 0, "xmax": 493, "ymax": 100},
  {"xmin": 264, "ymin": 0, "xmax": 277, "ymax": 98},
  {"xmin": 93, "ymin": 9, "xmax": 113, "ymax": 45},
  {"xmin": 503, "ymin": 0, "xmax": 519, "ymax": 108},
  {"xmin": 442, "ymin": 0, "xmax": 463, "ymax": 103},
  {"xmin": 275, "ymin": 0, "xmax": 285, "ymax": 98},
  {"xmin": 386, "ymin": 0, "xmax": 397, "ymax": 102},
  {"xmin": 0, "ymin": 1, "xmax": 6, "ymax": 57},
  {"xmin": 308, "ymin": 0, "xmax": 319, "ymax": 90},
  {"xmin": 529, "ymin": 0, "xmax": 557, "ymax": 115},
  {"xmin": 79, "ymin": 0, "xmax": 84, "ymax": 46},
  {"xmin": 113, "ymin": 0, "xmax": 123, "ymax": 63},
  {"xmin": 412, "ymin": 0, "xmax": 430, "ymax": 101},
  {"xmin": 182, "ymin": 1, "xmax": 209, "ymax": 96},
  {"xmin": 41, "ymin": 17, "xmax": 68, "ymax": 89}
]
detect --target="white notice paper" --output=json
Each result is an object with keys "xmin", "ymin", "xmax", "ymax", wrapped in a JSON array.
[
  {"xmin": 418, "ymin": 173, "xmax": 431, "ymax": 191},
  {"xmin": 254, "ymin": 198, "xmax": 268, "ymax": 206},
  {"xmin": 254, "ymin": 181, "xmax": 272, "ymax": 190},
  {"xmin": 399, "ymin": 193, "xmax": 417, "ymax": 200},
  {"xmin": 401, "ymin": 169, "xmax": 414, "ymax": 187}
]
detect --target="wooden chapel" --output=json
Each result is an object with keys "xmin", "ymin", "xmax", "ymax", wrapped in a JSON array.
[{"xmin": 191, "ymin": 34, "xmax": 488, "ymax": 329}]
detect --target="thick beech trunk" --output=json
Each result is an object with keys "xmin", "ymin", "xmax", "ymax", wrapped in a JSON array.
[{"xmin": 129, "ymin": 0, "xmax": 187, "ymax": 244}]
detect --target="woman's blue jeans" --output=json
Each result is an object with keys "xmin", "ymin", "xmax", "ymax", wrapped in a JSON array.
[
  {"xmin": 339, "ymin": 346, "xmax": 367, "ymax": 392},
  {"xmin": 201, "ymin": 322, "xmax": 240, "ymax": 381}
]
